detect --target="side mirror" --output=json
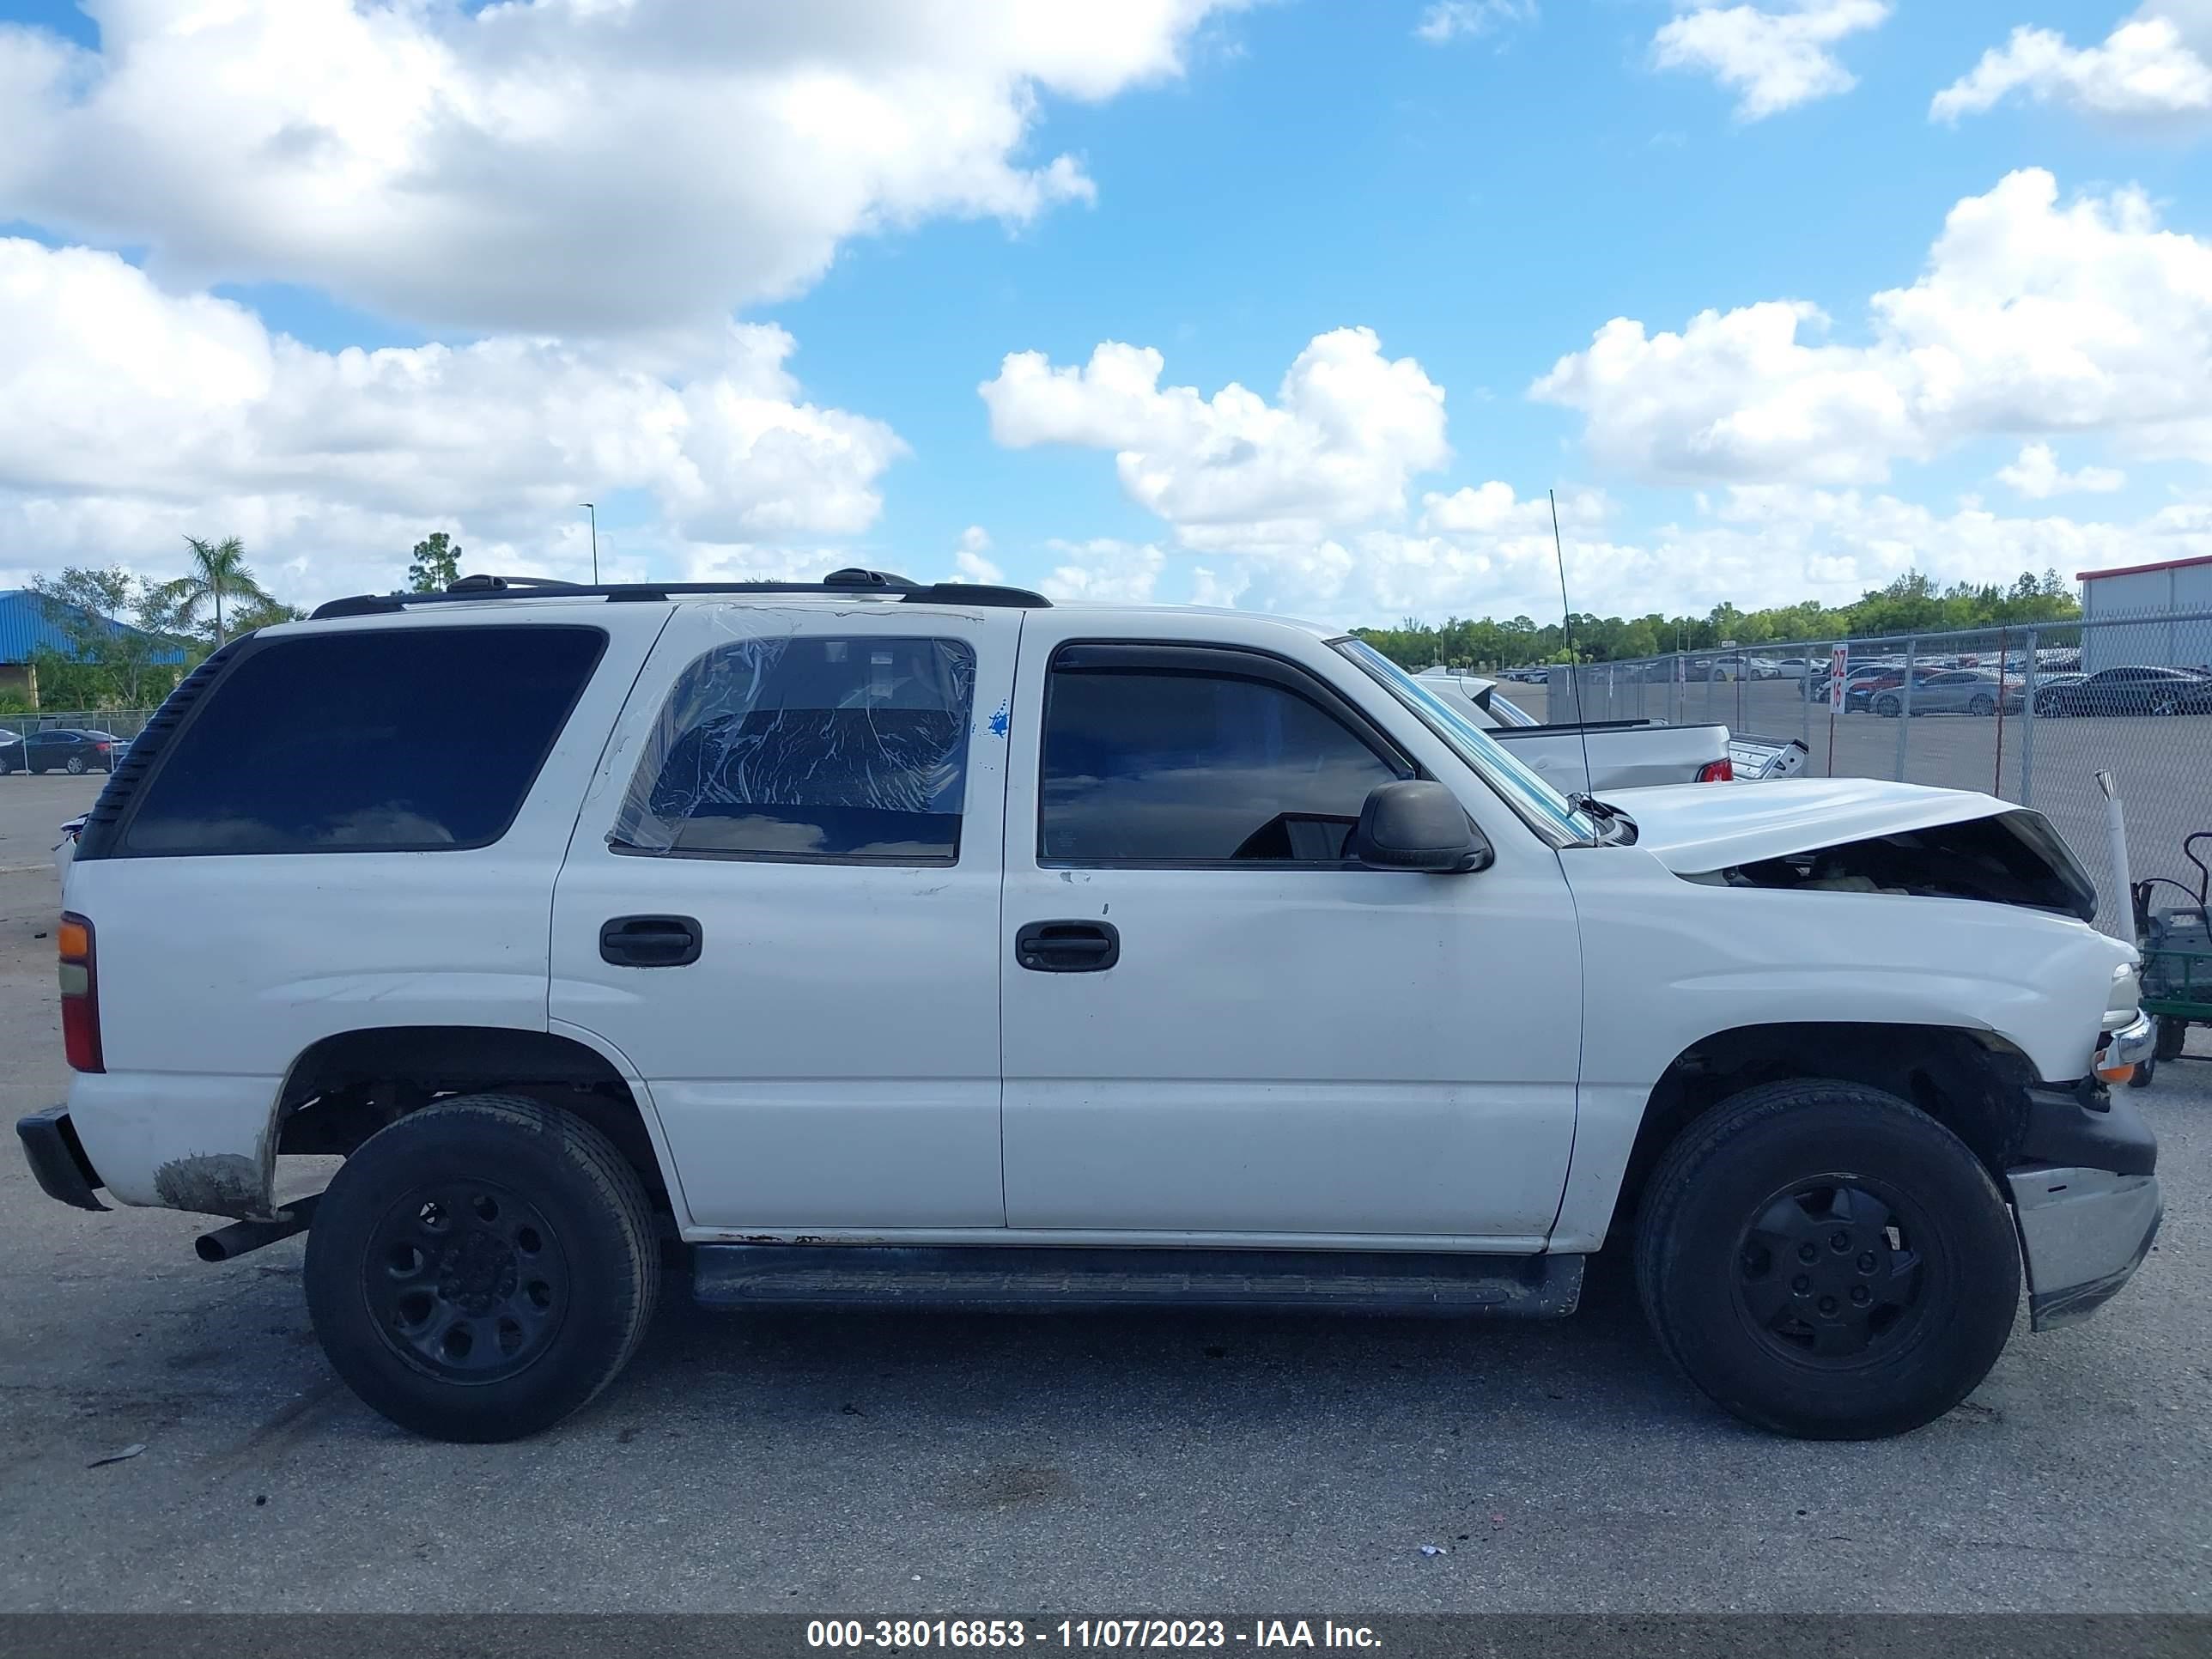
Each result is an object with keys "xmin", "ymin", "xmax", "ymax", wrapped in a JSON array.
[{"xmin": 1353, "ymin": 781, "xmax": 1492, "ymax": 874}]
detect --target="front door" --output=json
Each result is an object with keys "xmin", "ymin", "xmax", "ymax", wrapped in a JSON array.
[
  {"xmin": 551, "ymin": 604, "xmax": 1017, "ymax": 1231},
  {"xmin": 998, "ymin": 619, "xmax": 1583, "ymax": 1243}
]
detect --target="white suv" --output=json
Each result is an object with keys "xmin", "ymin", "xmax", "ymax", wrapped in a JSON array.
[{"xmin": 18, "ymin": 569, "xmax": 2161, "ymax": 1443}]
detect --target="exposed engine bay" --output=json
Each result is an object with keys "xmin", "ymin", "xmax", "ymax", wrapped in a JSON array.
[{"xmin": 1687, "ymin": 810, "xmax": 2099, "ymax": 923}]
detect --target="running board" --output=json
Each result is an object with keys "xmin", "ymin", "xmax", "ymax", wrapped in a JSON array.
[{"xmin": 690, "ymin": 1245, "xmax": 1582, "ymax": 1317}]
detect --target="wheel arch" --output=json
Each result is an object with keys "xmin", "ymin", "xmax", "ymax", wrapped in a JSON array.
[
  {"xmin": 1601, "ymin": 1021, "xmax": 2040, "ymax": 1246},
  {"xmin": 273, "ymin": 1024, "xmax": 684, "ymax": 1228}
]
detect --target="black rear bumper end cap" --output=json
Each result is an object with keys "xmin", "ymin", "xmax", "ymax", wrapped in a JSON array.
[{"xmin": 15, "ymin": 1107, "xmax": 107, "ymax": 1212}]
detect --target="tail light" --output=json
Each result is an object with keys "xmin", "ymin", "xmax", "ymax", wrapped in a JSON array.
[
  {"xmin": 1696, "ymin": 758, "xmax": 1735, "ymax": 782},
  {"xmin": 94, "ymin": 741, "xmax": 111, "ymax": 752},
  {"xmin": 58, "ymin": 912, "xmax": 103, "ymax": 1073}
]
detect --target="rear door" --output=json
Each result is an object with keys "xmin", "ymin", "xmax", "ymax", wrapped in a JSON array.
[{"xmin": 550, "ymin": 603, "xmax": 1018, "ymax": 1232}]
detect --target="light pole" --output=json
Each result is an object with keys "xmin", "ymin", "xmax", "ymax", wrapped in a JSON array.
[{"xmin": 580, "ymin": 502, "xmax": 598, "ymax": 584}]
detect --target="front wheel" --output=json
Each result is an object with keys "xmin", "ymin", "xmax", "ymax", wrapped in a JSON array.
[
  {"xmin": 306, "ymin": 1093, "xmax": 660, "ymax": 1443},
  {"xmin": 1874, "ymin": 694, "xmax": 1900, "ymax": 718},
  {"xmin": 1634, "ymin": 1080, "xmax": 2019, "ymax": 1439},
  {"xmin": 1968, "ymin": 694, "xmax": 1995, "ymax": 716},
  {"xmin": 2155, "ymin": 1017, "xmax": 2189, "ymax": 1062}
]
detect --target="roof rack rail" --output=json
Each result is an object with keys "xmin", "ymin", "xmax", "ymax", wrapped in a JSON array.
[{"xmin": 308, "ymin": 566, "xmax": 1051, "ymax": 620}]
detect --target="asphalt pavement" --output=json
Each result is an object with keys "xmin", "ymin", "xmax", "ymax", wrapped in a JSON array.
[{"xmin": 1, "ymin": 774, "xmax": 2207, "ymax": 1613}]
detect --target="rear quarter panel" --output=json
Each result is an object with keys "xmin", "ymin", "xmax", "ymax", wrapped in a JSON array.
[{"xmin": 61, "ymin": 608, "xmax": 662, "ymax": 1215}]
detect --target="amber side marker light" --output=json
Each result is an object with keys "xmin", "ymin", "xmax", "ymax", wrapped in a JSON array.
[{"xmin": 58, "ymin": 912, "xmax": 103, "ymax": 1073}]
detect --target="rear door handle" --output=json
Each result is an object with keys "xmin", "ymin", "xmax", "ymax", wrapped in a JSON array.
[
  {"xmin": 599, "ymin": 915, "xmax": 703, "ymax": 968},
  {"xmin": 1015, "ymin": 920, "xmax": 1120, "ymax": 973}
]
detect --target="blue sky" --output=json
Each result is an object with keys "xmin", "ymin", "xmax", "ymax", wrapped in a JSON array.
[{"xmin": 0, "ymin": 2, "xmax": 2207, "ymax": 624}]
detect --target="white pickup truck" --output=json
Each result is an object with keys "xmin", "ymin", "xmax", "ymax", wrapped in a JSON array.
[
  {"xmin": 21, "ymin": 569, "xmax": 2159, "ymax": 1446},
  {"xmin": 1416, "ymin": 668, "xmax": 1808, "ymax": 791}
]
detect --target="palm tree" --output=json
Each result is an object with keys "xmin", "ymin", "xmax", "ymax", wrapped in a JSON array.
[{"xmin": 161, "ymin": 537, "xmax": 273, "ymax": 646}]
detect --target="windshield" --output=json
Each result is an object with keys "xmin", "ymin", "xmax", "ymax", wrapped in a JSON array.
[{"xmin": 1337, "ymin": 639, "xmax": 1597, "ymax": 845}]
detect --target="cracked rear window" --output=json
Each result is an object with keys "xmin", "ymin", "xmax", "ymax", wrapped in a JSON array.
[{"xmin": 612, "ymin": 635, "xmax": 975, "ymax": 863}]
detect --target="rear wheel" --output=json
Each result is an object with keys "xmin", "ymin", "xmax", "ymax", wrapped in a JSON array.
[
  {"xmin": 1968, "ymin": 693, "xmax": 1995, "ymax": 716},
  {"xmin": 1635, "ymin": 1080, "xmax": 2018, "ymax": 1439},
  {"xmin": 1874, "ymin": 694, "xmax": 1900, "ymax": 718},
  {"xmin": 64, "ymin": 755, "xmax": 87, "ymax": 775},
  {"xmin": 2155, "ymin": 1017, "xmax": 2189, "ymax": 1062},
  {"xmin": 306, "ymin": 1093, "xmax": 659, "ymax": 1443}
]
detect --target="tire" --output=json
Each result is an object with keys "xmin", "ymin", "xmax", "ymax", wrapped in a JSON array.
[
  {"xmin": 2129, "ymin": 1054, "xmax": 2156, "ymax": 1089},
  {"xmin": 1874, "ymin": 694, "xmax": 1900, "ymax": 718},
  {"xmin": 306, "ymin": 1093, "xmax": 660, "ymax": 1443},
  {"xmin": 1968, "ymin": 694, "xmax": 1995, "ymax": 716},
  {"xmin": 1633, "ymin": 1079, "xmax": 2019, "ymax": 1440},
  {"xmin": 64, "ymin": 754, "xmax": 88, "ymax": 775},
  {"xmin": 2152, "ymin": 698, "xmax": 2180, "ymax": 718},
  {"xmin": 2154, "ymin": 1017, "xmax": 2188, "ymax": 1062}
]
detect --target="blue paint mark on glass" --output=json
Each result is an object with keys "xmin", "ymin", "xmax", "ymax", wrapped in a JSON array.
[{"xmin": 989, "ymin": 701, "xmax": 1011, "ymax": 738}]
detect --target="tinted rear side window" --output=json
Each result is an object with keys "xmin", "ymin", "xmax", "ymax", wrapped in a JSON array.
[{"xmin": 122, "ymin": 626, "xmax": 605, "ymax": 855}]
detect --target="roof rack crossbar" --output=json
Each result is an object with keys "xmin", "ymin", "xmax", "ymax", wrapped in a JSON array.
[{"xmin": 308, "ymin": 567, "xmax": 1051, "ymax": 620}]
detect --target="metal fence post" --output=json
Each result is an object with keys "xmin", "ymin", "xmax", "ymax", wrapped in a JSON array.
[
  {"xmin": 1801, "ymin": 647, "xmax": 1812, "ymax": 746},
  {"xmin": 2019, "ymin": 626, "xmax": 2039, "ymax": 808},
  {"xmin": 1894, "ymin": 638, "xmax": 1917, "ymax": 780}
]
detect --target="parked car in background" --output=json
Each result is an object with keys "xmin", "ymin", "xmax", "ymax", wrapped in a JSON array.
[
  {"xmin": 1417, "ymin": 670, "xmax": 1740, "ymax": 792},
  {"xmin": 0, "ymin": 727, "xmax": 124, "ymax": 775},
  {"xmin": 2031, "ymin": 672, "xmax": 2088, "ymax": 714},
  {"xmin": 1846, "ymin": 666, "xmax": 1947, "ymax": 713},
  {"xmin": 2035, "ymin": 666, "xmax": 2212, "ymax": 719},
  {"xmin": 1869, "ymin": 670, "xmax": 2025, "ymax": 718}
]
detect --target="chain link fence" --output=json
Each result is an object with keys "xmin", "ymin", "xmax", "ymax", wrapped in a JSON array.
[
  {"xmin": 0, "ymin": 708, "xmax": 157, "ymax": 741},
  {"xmin": 1526, "ymin": 605, "xmax": 2212, "ymax": 937}
]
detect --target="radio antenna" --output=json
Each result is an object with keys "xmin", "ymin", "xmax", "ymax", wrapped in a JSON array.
[{"xmin": 1549, "ymin": 489, "xmax": 1596, "ymax": 802}]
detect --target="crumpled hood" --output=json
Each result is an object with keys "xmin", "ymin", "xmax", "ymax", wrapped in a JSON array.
[{"xmin": 1599, "ymin": 776, "xmax": 2014, "ymax": 874}]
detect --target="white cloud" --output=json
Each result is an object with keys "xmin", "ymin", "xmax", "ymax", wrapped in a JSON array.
[
  {"xmin": 1133, "ymin": 485, "xmax": 2212, "ymax": 629},
  {"xmin": 0, "ymin": 238, "xmax": 901, "ymax": 600},
  {"xmin": 1652, "ymin": 2, "xmax": 1893, "ymax": 121},
  {"xmin": 1932, "ymin": 6, "xmax": 2212, "ymax": 129},
  {"xmin": 980, "ymin": 328, "xmax": 1450, "ymax": 551},
  {"xmin": 1413, "ymin": 2, "xmax": 1536, "ymax": 45},
  {"xmin": 1531, "ymin": 169, "xmax": 2212, "ymax": 484},
  {"xmin": 951, "ymin": 525, "xmax": 1005, "ymax": 584},
  {"xmin": 1996, "ymin": 442, "xmax": 2128, "ymax": 499},
  {"xmin": 0, "ymin": 0, "xmax": 1245, "ymax": 335},
  {"xmin": 1037, "ymin": 538, "xmax": 1166, "ymax": 603}
]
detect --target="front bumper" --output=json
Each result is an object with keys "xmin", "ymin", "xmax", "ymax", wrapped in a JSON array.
[
  {"xmin": 2105, "ymin": 1011, "xmax": 2158, "ymax": 1072},
  {"xmin": 2009, "ymin": 1164, "xmax": 2161, "ymax": 1331},
  {"xmin": 15, "ymin": 1107, "xmax": 107, "ymax": 1212}
]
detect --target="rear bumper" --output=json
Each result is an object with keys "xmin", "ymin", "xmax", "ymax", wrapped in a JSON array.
[
  {"xmin": 15, "ymin": 1107, "xmax": 108, "ymax": 1212},
  {"xmin": 2008, "ymin": 1165, "xmax": 2161, "ymax": 1332}
]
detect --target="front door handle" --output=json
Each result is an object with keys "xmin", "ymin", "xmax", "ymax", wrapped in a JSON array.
[
  {"xmin": 1015, "ymin": 920, "xmax": 1120, "ymax": 974},
  {"xmin": 600, "ymin": 915, "xmax": 703, "ymax": 968}
]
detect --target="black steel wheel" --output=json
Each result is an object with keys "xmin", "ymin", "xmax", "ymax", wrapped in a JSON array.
[
  {"xmin": 1734, "ymin": 1178, "xmax": 1928, "ymax": 1361},
  {"xmin": 1635, "ymin": 1079, "xmax": 2018, "ymax": 1439},
  {"xmin": 307, "ymin": 1093, "xmax": 659, "ymax": 1442},
  {"xmin": 362, "ymin": 1178, "xmax": 570, "ymax": 1383}
]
